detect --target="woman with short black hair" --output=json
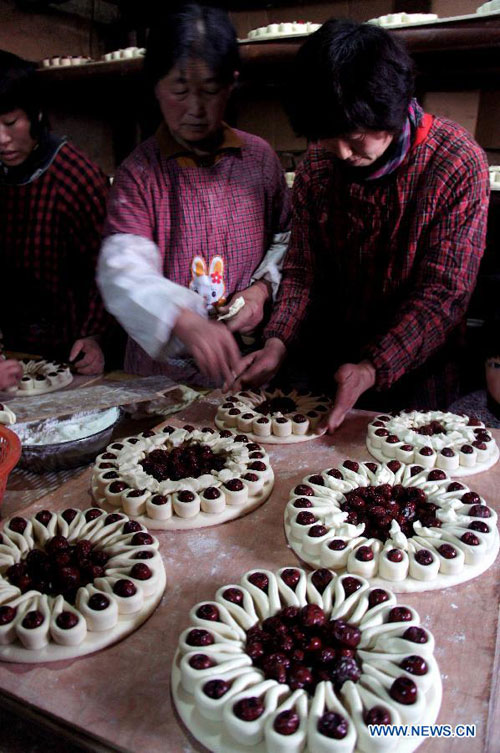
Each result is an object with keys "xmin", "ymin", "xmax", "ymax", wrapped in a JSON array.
[
  {"xmin": 237, "ymin": 19, "xmax": 490, "ymax": 430},
  {"xmin": 0, "ymin": 50, "xmax": 109, "ymax": 382},
  {"xmin": 98, "ymin": 3, "xmax": 290, "ymax": 387},
  {"xmin": 288, "ymin": 19, "xmax": 415, "ymax": 140}
]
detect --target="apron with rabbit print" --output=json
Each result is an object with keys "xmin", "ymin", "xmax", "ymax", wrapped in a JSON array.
[{"xmin": 124, "ymin": 143, "xmax": 279, "ymax": 383}]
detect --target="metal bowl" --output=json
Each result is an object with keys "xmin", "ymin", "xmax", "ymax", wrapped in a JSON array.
[{"xmin": 14, "ymin": 407, "xmax": 122, "ymax": 473}]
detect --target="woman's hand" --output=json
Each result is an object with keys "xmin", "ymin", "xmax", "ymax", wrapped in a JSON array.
[
  {"xmin": 227, "ymin": 337, "xmax": 287, "ymax": 391},
  {"xmin": 218, "ymin": 281, "xmax": 271, "ymax": 334},
  {"xmin": 323, "ymin": 360, "xmax": 377, "ymax": 433},
  {"xmin": 69, "ymin": 337, "xmax": 105, "ymax": 375},
  {"xmin": 0, "ymin": 359, "xmax": 23, "ymax": 390},
  {"xmin": 173, "ymin": 309, "xmax": 244, "ymax": 386}
]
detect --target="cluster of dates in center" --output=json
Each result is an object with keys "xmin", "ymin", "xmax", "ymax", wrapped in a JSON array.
[{"xmin": 245, "ymin": 590, "xmax": 362, "ymax": 694}]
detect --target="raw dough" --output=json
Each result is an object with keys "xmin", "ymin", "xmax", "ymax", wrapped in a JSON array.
[
  {"xmin": 285, "ymin": 459, "xmax": 499, "ymax": 592},
  {"xmin": 102, "ymin": 47, "xmax": 145, "ymax": 61},
  {"xmin": 366, "ymin": 410, "xmax": 499, "ymax": 477},
  {"xmin": 477, "ymin": 0, "xmax": 500, "ymax": 14},
  {"xmin": 92, "ymin": 425, "xmax": 274, "ymax": 530},
  {"xmin": 7, "ymin": 359, "xmax": 72, "ymax": 396},
  {"xmin": 0, "ymin": 508, "xmax": 166, "ymax": 663},
  {"xmin": 215, "ymin": 388, "xmax": 330, "ymax": 444},
  {"xmin": 0, "ymin": 403, "xmax": 16, "ymax": 425},
  {"xmin": 14, "ymin": 408, "xmax": 119, "ymax": 446},
  {"xmin": 41, "ymin": 56, "xmax": 92, "ymax": 67},
  {"xmin": 489, "ymin": 165, "xmax": 500, "ymax": 190},
  {"xmin": 217, "ymin": 297, "xmax": 246, "ymax": 322},
  {"xmin": 247, "ymin": 22, "xmax": 321, "ymax": 40},
  {"xmin": 367, "ymin": 13, "xmax": 438, "ymax": 27},
  {"xmin": 172, "ymin": 566, "xmax": 442, "ymax": 753}
]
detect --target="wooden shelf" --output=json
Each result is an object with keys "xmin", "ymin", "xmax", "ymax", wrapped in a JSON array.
[
  {"xmin": 37, "ymin": 57, "xmax": 143, "ymax": 82},
  {"xmin": 36, "ymin": 14, "xmax": 500, "ymax": 85},
  {"xmin": 396, "ymin": 15, "xmax": 500, "ymax": 52},
  {"xmin": 239, "ymin": 15, "xmax": 500, "ymax": 57}
]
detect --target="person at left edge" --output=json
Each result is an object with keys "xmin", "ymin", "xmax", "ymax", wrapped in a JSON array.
[
  {"xmin": 0, "ymin": 51, "xmax": 109, "ymax": 376},
  {"xmin": 97, "ymin": 4, "xmax": 291, "ymax": 387}
]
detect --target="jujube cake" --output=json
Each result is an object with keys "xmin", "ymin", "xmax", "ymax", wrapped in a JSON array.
[
  {"xmin": 366, "ymin": 410, "xmax": 499, "ymax": 477},
  {"xmin": 284, "ymin": 459, "xmax": 498, "ymax": 592},
  {"xmin": 477, "ymin": 0, "xmax": 500, "ymax": 15},
  {"xmin": 247, "ymin": 22, "xmax": 321, "ymax": 39},
  {"xmin": 6, "ymin": 358, "xmax": 72, "ymax": 396},
  {"xmin": 216, "ymin": 388, "xmax": 330, "ymax": 443},
  {"xmin": 0, "ymin": 508, "xmax": 166, "ymax": 662},
  {"xmin": 172, "ymin": 567, "xmax": 441, "ymax": 753},
  {"xmin": 367, "ymin": 12, "xmax": 438, "ymax": 26},
  {"xmin": 92, "ymin": 425, "xmax": 274, "ymax": 530}
]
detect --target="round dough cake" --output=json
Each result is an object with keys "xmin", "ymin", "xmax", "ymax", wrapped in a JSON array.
[
  {"xmin": 92, "ymin": 425, "xmax": 274, "ymax": 530},
  {"xmin": 215, "ymin": 389, "xmax": 330, "ymax": 443},
  {"xmin": 7, "ymin": 358, "xmax": 73, "ymax": 396},
  {"xmin": 366, "ymin": 410, "xmax": 499, "ymax": 477},
  {"xmin": 367, "ymin": 12, "xmax": 438, "ymax": 26},
  {"xmin": 102, "ymin": 47, "xmax": 145, "ymax": 61},
  {"xmin": 0, "ymin": 507, "xmax": 166, "ymax": 662},
  {"xmin": 247, "ymin": 22, "xmax": 321, "ymax": 40},
  {"xmin": 285, "ymin": 459, "xmax": 499, "ymax": 592},
  {"xmin": 42, "ymin": 55, "xmax": 92, "ymax": 67},
  {"xmin": 172, "ymin": 566, "xmax": 441, "ymax": 753},
  {"xmin": 489, "ymin": 165, "xmax": 500, "ymax": 190},
  {"xmin": 477, "ymin": 0, "xmax": 500, "ymax": 15}
]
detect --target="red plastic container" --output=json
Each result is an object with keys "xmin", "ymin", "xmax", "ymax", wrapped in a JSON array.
[{"xmin": 0, "ymin": 425, "xmax": 22, "ymax": 504}]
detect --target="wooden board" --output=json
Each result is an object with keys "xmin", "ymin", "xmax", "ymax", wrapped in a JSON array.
[{"xmin": 0, "ymin": 375, "xmax": 177, "ymax": 424}]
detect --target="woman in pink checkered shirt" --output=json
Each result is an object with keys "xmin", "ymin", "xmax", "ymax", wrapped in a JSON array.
[{"xmin": 98, "ymin": 4, "xmax": 290, "ymax": 387}]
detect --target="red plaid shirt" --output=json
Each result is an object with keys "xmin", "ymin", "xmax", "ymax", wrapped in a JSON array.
[
  {"xmin": 0, "ymin": 142, "xmax": 109, "ymax": 356},
  {"xmin": 265, "ymin": 115, "xmax": 490, "ymax": 408}
]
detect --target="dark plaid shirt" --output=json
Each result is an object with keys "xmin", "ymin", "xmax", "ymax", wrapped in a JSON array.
[
  {"xmin": 265, "ymin": 115, "xmax": 490, "ymax": 409},
  {"xmin": 0, "ymin": 141, "xmax": 109, "ymax": 357}
]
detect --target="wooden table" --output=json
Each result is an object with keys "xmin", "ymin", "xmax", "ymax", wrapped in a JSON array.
[{"xmin": 0, "ymin": 392, "xmax": 498, "ymax": 752}]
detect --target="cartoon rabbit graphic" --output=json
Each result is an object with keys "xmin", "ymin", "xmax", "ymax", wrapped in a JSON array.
[{"xmin": 190, "ymin": 255, "xmax": 226, "ymax": 310}]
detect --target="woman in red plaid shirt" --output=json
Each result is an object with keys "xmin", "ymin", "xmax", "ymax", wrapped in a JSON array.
[
  {"xmin": 237, "ymin": 19, "xmax": 490, "ymax": 431},
  {"xmin": 98, "ymin": 4, "xmax": 290, "ymax": 387},
  {"xmin": 0, "ymin": 51, "xmax": 109, "ymax": 382}
]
